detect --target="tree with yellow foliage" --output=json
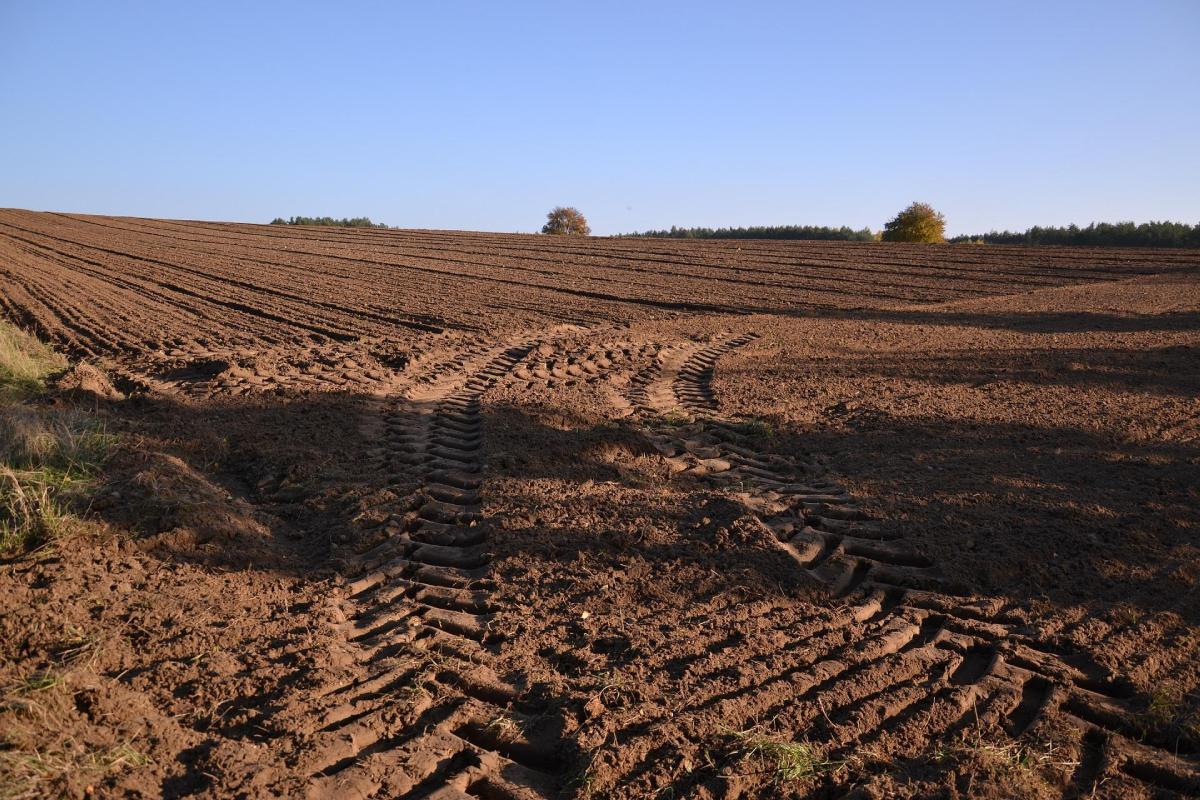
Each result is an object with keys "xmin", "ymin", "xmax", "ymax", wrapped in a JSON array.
[{"xmin": 882, "ymin": 202, "xmax": 946, "ymax": 243}]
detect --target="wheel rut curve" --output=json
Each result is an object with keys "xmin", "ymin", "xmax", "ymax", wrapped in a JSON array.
[
  {"xmin": 625, "ymin": 332, "xmax": 1200, "ymax": 796},
  {"xmin": 305, "ymin": 331, "xmax": 575, "ymax": 800},
  {"xmin": 502, "ymin": 333, "xmax": 659, "ymax": 392}
]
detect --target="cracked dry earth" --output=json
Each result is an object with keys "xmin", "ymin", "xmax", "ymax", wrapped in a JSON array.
[{"xmin": 1, "ymin": 211, "xmax": 1199, "ymax": 799}]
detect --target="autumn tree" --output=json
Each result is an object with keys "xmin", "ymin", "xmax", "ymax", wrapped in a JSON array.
[
  {"xmin": 882, "ymin": 202, "xmax": 946, "ymax": 243},
  {"xmin": 542, "ymin": 207, "xmax": 591, "ymax": 236}
]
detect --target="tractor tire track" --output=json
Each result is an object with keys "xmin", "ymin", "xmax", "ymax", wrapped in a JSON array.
[
  {"xmin": 303, "ymin": 332, "xmax": 571, "ymax": 800},
  {"xmin": 626, "ymin": 332, "xmax": 1200, "ymax": 796}
]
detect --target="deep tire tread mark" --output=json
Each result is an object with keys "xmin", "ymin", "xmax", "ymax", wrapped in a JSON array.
[
  {"xmin": 320, "ymin": 333, "xmax": 565, "ymax": 798},
  {"xmin": 624, "ymin": 331, "xmax": 1200, "ymax": 795}
]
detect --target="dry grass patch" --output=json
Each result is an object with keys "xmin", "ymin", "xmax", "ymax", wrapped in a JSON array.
[
  {"xmin": 932, "ymin": 732, "xmax": 1078, "ymax": 798},
  {"xmin": 1, "ymin": 669, "xmax": 151, "ymax": 800},
  {"xmin": 727, "ymin": 728, "xmax": 844, "ymax": 784},
  {"xmin": 0, "ymin": 324, "xmax": 65, "ymax": 402},
  {"xmin": 0, "ymin": 407, "xmax": 112, "ymax": 556},
  {"xmin": 0, "ymin": 324, "xmax": 112, "ymax": 556}
]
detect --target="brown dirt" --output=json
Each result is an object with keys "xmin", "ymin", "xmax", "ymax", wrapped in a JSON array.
[{"xmin": 1, "ymin": 209, "xmax": 1198, "ymax": 798}]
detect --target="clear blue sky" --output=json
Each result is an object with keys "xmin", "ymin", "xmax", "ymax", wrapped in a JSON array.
[{"xmin": 2, "ymin": 1, "xmax": 1197, "ymax": 236}]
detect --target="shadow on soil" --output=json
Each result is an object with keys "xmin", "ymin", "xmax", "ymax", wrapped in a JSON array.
[
  {"xmin": 80, "ymin": 368, "xmax": 1199, "ymax": 645},
  {"xmin": 79, "ymin": 387, "xmax": 387, "ymax": 573},
  {"xmin": 478, "ymin": 400, "xmax": 1199, "ymax": 623},
  {"xmin": 51, "ymin": 358, "xmax": 1199, "ymax": 795}
]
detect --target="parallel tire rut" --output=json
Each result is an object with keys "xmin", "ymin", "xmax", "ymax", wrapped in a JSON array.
[{"xmin": 626, "ymin": 332, "xmax": 1200, "ymax": 796}]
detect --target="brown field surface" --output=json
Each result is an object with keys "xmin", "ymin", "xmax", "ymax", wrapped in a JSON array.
[{"xmin": 1, "ymin": 208, "xmax": 1198, "ymax": 799}]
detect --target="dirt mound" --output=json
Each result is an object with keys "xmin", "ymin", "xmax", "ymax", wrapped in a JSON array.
[
  {"xmin": 51, "ymin": 361, "xmax": 122, "ymax": 402},
  {"xmin": 96, "ymin": 452, "xmax": 266, "ymax": 550}
]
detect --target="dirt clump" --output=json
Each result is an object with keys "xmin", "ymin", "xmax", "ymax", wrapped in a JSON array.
[{"xmin": 51, "ymin": 362, "xmax": 123, "ymax": 403}]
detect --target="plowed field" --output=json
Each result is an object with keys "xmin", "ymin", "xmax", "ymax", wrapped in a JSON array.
[{"xmin": 2, "ymin": 209, "xmax": 1198, "ymax": 799}]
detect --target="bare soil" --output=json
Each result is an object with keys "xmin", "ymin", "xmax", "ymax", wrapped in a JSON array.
[{"xmin": 1, "ymin": 209, "xmax": 1197, "ymax": 798}]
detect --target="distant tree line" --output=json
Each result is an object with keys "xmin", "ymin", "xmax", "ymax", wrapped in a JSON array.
[
  {"xmin": 617, "ymin": 224, "xmax": 877, "ymax": 241},
  {"xmin": 270, "ymin": 216, "xmax": 390, "ymax": 229},
  {"xmin": 949, "ymin": 221, "xmax": 1200, "ymax": 248}
]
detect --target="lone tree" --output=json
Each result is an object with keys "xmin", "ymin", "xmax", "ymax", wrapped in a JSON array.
[
  {"xmin": 882, "ymin": 202, "xmax": 946, "ymax": 243},
  {"xmin": 542, "ymin": 206, "xmax": 591, "ymax": 235}
]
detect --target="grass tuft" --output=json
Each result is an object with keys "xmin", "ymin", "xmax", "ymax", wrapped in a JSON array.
[
  {"xmin": 98, "ymin": 743, "xmax": 153, "ymax": 770},
  {"xmin": 1142, "ymin": 685, "xmax": 1200, "ymax": 749},
  {"xmin": 658, "ymin": 410, "xmax": 693, "ymax": 428},
  {"xmin": 13, "ymin": 671, "xmax": 65, "ymax": 695},
  {"xmin": 729, "ymin": 417, "xmax": 775, "ymax": 440},
  {"xmin": 729, "ymin": 730, "xmax": 842, "ymax": 783}
]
